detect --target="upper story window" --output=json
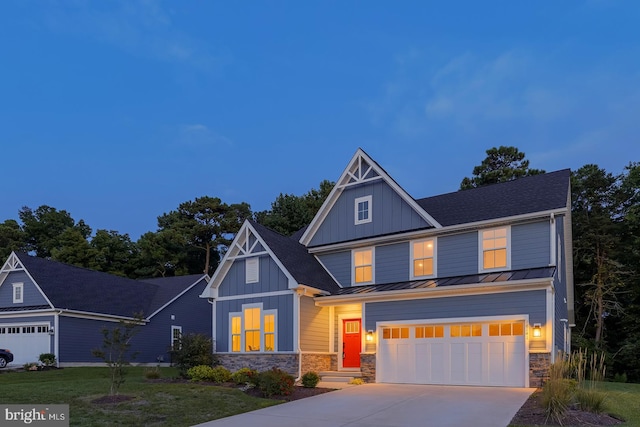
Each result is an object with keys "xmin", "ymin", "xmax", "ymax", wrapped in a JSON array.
[
  {"xmin": 230, "ymin": 304, "xmax": 277, "ymax": 353},
  {"xmin": 12, "ymin": 283, "xmax": 23, "ymax": 304},
  {"xmin": 245, "ymin": 257, "xmax": 259, "ymax": 284},
  {"xmin": 480, "ymin": 227, "xmax": 510, "ymax": 271},
  {"xmin": 353, "ymin": 248, "xmax": 374, "ymax": 284},
  {"xmin": 354, "ymin": 195, "xmax": 372, "ymax": 225},
  {"xmin": 411, "ymin": 239, "xmax": 436, "ymax": 278}
]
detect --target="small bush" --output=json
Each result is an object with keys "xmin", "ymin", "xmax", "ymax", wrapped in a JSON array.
[
  {"xmin": 144, "ymin": 366, "xmax": 161, "ymax": 379},
  {"xmin": 187, "ymin": 365, "xmax": 215, "ymax": 382},
  {"xmin": 170, "ymin": 333, "xmax": 216, "ymax": 378},
  {"xmin": 348, "ymin": 378, "xmax": 365, "ymax": 385},
  {"xmin": 613, "ymin": 372, "xmax": 627, "ymax": 383},
  {"xmin": 256, "ymin": 368, "xmax": 295, "ymax": 397},
  {"xmin": 301, "ymin": 371, "xmax": 320, "ymax": 388},
  {"xmin": 575, "ymin": 388, "xmax": 607, "ymax": 413},
  {"xmin": 210, "ymin": 366, "xmax": 232, "ymax": 383},
  {"xmin": 541, "ymin": 379, "xmax": 576, "ymax": 424},
  {"xmin": 38, "ymin": 353, "xmax": 56, "ymax": 367},
  {"xmin": 23, "ymin": 362, "xmax": 38, "ymax": 371},
  {"xmin": 231, "ymin": 367, "xmax": 258, "ymax": 385}
]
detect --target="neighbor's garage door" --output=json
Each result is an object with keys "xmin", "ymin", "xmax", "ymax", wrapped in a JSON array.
[
  {"xmin": 378, "ymin": 321, "xmax": 526, "ymax": 387},
  {"xmin": 0, "ymin": 324, "xmax": 51, "ymax": 366}
]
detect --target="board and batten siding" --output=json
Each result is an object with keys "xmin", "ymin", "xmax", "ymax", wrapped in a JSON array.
[
  {"xmin": 215, "ymin": 294, "xmax": 294, "ymax": 352},
  {"xmin": 309, "ymin": 180, "xmax": 431, "ymax": 247},
  {"xmin": 376, "ymin": 242, "xmax": 410, "ymax": 284},
  {"xmin": 218, "ymin": 255, "xmax": 290, "ymax": 297},
  {"xmin": 299, "ymin": 295, "xmax": 329, "ymax": 352},
  {"xmin": 365, "ymin": 290, "xmax": 546, "ymax": 331},
  {"xmin": 0, "ymin": 271, "xmax": 49, "ymax": 307},
  {"xmin": 512, "ymin": 221, "xmax": 550, "ymax": 270},
  {"xmin": 317, "ymin": 252, "xmax": 351, "ymax": 287},
  {"xmin": 437, "ymin": 232, "xmax": 478, "ymax": 277}
]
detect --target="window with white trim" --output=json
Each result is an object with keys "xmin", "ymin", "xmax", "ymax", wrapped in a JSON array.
[
  {"xmin": 245, "ymin": 257, "xmax": 259, "ymax": 283},
  {"xmin": 411, "ymin": 239, "xmax": 436, "ymax": 278},
  {"xmin": 229, "ymin": 304, "xmax": 277, "ymax": 353},
  {"xmin": 353, "ymin": 248, "xmax": 374, "ymax": 284},
  {"xmin": 171, "ymin": 326, "xmax": 182, "ymax": 349},
  {"xmin": 12, "ymin": 283, "xmax": 23, "ymax": 304},
  {"xmin": 480, "ymin": 227, "xmax": 510, "ymax": 271},
  {"xmin": 354, "ymin": 195, "xmax": 372, "ymax": 225}
]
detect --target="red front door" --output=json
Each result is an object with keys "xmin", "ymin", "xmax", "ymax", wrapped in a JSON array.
[{"xmin": 342, "ymin": 319, "xmax": 361, "ymax": 368}]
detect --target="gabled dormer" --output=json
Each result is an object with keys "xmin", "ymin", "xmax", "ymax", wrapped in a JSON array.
[{"xmin": 300, "ymin": 149, "xmax": 442, "ymax": 248}]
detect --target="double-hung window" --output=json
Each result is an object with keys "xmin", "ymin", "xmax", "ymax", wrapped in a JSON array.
[
  {"xmin": 411, "ymin": 239, "xmax": 435, "ymax": 278},
  {"xmin": 480, "ymin": 227, "xmax": 510, "ymax": 271},
  {"xmin": 353, "ymin": 248, "xmax": 374, "ymax": 284},
  {"xmin": 229, "ymin": 304, "xmax": 277, "ymax": 353},
  {"xmin": 354, "ymin": 195, "xmax": 372, "ymax": 225},
  {"xmin": 12, "ymin": 283, "xmax": 23, "ymax": 304}
]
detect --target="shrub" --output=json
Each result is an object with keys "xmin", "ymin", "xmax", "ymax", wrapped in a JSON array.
[
  {"xmin": 187, "ymin": 365, "xmax": 215, "ymax": 382},
  {"xmin": 232, "ymin": 367, "xmax": 258, "ymax": 385},
  {"xmin": 301, "ymin": 371, "xmax": 320, "ymax": 388},
  {"xmin": 613, "ymin": 372, "xmax": 627, "ymax": 383},
  {"xmin": 541, "ymin": 379, "xmax": 576, "ymax": 424},
  {"xmin": 170, "ymin": 333, "xmax": 216, "ymax": 378},
  {"xmin": 38, "ymin": 353, "xmax": 56, "ymax": 367},
  {"xmin": 348, "ymin": 378, "xmax": 365, "ymax": 385},
  {"xmin": 256, "ymin": 368, "xmax": 295, "ymax": 397},
  {"xmin": 23, "ymin": 362, "xmax": 38, "ymax": 371},
  {"xmin": 210, "ymin": 366, "xmax": 232, "ymax": 383},
  {"xmin": 144, "ymin": 366, "xmax": 161, "ymax": 379},
  {"xmin": 575, "ymin": 388, "xmax": 607, "ymax": 413}
]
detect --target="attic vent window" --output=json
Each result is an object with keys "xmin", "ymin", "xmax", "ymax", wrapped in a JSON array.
[
  {"xmin": 355, "ymin": 195, "xmax": 372, "ymax": 225},
  {"xmin": 12, "ymin": 282, "xmax": 23, "ymax": 304},
  {"xmin": 246, "ymin": 257, "xmax": 259, "ymax": 284}
]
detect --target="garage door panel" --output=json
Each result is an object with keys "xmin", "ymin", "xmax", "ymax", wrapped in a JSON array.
[
  {"xmin": 396, "ymin": 344, "xmax": 414, "ymax": 383},
  {"xmin": 415, "ymin": 343, "xmax": 429, "ymax": 383},
  {"xmin": 467, "ymin": 343, "xmax": 483, "ymax": 384},
  {"xmin": 429, "ymin": 342, "xmax": 446, "ymax": 384}
]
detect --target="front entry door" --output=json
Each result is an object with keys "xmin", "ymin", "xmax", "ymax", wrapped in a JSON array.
[{"xmin": 342, "ymin": 319, "xmax": 362, "ymax": 368}]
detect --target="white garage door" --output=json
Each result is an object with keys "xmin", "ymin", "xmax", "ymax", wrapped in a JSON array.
[
  {"xmin": 0, "ymin": 324, "xmax": 52, "ymax": 366},
  {"xmin": 378, "ymin": 321, "xmax": 526, "ymax": 387}
]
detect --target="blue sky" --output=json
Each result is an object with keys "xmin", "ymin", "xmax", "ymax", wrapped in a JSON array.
[{"xmin": 1, "ymin": 1, "xmax": 638, "ymax": 240}]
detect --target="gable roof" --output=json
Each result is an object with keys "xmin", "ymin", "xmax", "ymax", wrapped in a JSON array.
[
  {"xmin": 10, "ymin": 252, "xmax": 203, "ymax": 319},
  {"xmin": 249, "ymin": 221, "xmax": 340, "ymax": 294},
  {"xmin": 299, "ymin": 148, "xmax": 442, "ymax": 246},
  {"xmin": 417, "ymin": 169, "xmax": 571, "ymax": 226},
  {"xmin": 140, "ymin": 274, "xmax": 209, "ymax": 318}
]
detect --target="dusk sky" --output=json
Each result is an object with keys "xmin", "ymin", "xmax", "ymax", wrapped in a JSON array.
[{"xmin": 2, "ymin": 1, "xmax": 638, "ymax": 240}]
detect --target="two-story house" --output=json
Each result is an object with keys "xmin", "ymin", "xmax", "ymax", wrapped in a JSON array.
[{"xmin": 200, "ymin": 149, "xmax": 574, "ymax": 387}]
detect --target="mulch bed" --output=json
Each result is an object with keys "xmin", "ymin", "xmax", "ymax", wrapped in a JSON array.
[{"xmin": 510, "ymin": 390, "xmax": 623, "ymax": 426}]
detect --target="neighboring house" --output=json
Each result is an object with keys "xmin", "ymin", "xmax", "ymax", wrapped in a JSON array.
[
  {"xmin": 201, "ymin": 148, "xmax": 574, "ymax": 388},
  {"xmin": 0, "ymin": 252, "xmax": 211, "ymax": 366}
]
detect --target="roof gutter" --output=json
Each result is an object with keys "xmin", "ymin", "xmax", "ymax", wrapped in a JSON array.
[{"xmin": 314, "ymin": 277, "xmax": 553, "ymax": 306}]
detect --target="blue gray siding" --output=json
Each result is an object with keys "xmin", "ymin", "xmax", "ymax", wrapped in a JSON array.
[
  {"xmin": 309, "ymin": 181, "xmax": 431, "ymax": 247},
  {"xmin": 300, "ymin": 296, "xmax": 329, "ymax": 352},
  {"xmin": 317, "ymin": 252, "xmax": 351, "ymax": 287},
  {"xmin": 0, "ymin": 271, "xmax": 49, "ymax": 308},
  {"xmin": 365, "ymin": 290, "xmax": 546, "ymax": 331},
  {"xmin": 376, "ymin": 243, "xmax": 410, "ymax": 284},
  {"xmin": 218, "ymin": 255, "xmax": 290, "ymax": 297},
  {"xmin": 512, "ymin": 221, "xmax": 550, "ymax": 270},
  {"xmin": 438, "ymin": 232, "xmax": 478, "ymax": 277},
  {"xmin": 215, "ymin": 294, "xmax": 294, "ymax": 352},
  {"xmin": 59, "ymin": 316, "xmax": 114, "ymax": 363}
]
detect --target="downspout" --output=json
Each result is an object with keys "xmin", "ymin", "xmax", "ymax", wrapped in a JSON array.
[
  {"xmin": 294, "ymin": 287, "xmax": 305, "ymax": 382},
  {"xmin": 54, "ymin": 310, "xmax": 62, "ymax": 368}
]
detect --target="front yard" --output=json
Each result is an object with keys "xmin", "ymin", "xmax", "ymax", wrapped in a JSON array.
[{"xmin": 0, "ymin": 367, "xmax": 281, "ymax": 426}]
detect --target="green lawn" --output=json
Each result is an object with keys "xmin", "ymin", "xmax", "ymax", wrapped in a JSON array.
[
  {"xmin": 0, "ymin": 367, "xmax": 280, "ymax": 426},
  {"xmin": 599, "ymin": 382, "xmax": 640, "ymax": 427}
]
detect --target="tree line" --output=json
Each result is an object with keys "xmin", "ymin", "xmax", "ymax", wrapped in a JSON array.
[{"xmin": 1, "ymin": 146, "xmax": 638, "ymax": 381}]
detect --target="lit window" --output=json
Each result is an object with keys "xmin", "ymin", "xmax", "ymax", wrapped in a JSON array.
[
  {"xmin": 415, "ymin": 325, "xmax": 444, "ymax": 339},
  {"xmin": 382, "ymin": 327, "xmax": 409, "ymax": 339},
  {"xmin": 481, "ymin": 227, "xmax": 509, "ymax": 271},
  {"xmin": 353, "ymin": 248, "xmax": 374, "ymax": 284},
  {"xmin": 488, "ymin": 322, "xmax": 524, "ymax": 336},
  {"xmin": 354, "ymin": 195, "xmax": 372, "ymax": 225},
  {"xmin": 245, "ymin": 257, "xmax": 259, "ymax": 283},
  {"xmin": 12, "ymin": 283, "xmax": 23, "ymax": 304},
  {"xmin": 412, "ymin": 239, "xmax": 435, "ymax": 278},
  {"xmin": 229, "ymin": 305, "xmax": 277, "ymax": 353}
]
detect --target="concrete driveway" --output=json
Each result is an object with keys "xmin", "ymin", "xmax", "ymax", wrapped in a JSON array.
[{"xmin": 194, "ymin": 383, "xmax": 535, "ymax": 427}]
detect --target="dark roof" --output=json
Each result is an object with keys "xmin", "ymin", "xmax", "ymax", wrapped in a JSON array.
[
  {"xmin": 249, "ymin": 221, "xmax": 341, "ymax": 294},
  {"xmin": 15, "ymin": 253, "xmax": 201, "ymax": 319},
  {"xmin": 328, "ymin": 266, "xmax": 555, "ymax": 297},
  {"xmin": 140, "ymin": 274, "xmax": 208, "ymax": 314},
  {"xmin": 417, "ymin": 169, "xmax": 570, "ymax": 226}
]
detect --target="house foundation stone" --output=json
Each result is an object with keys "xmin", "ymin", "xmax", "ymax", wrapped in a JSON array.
[
  {"xmin": 360, "ymin": 353, "xmax": 376, "ymax": 383},
  {"xmin": 216, "ymin": 353, "xmax": 299, "ymax": 377},
  {"xmin": 529, "ymin": 352, "xmax": 551, "ymax": 387}
]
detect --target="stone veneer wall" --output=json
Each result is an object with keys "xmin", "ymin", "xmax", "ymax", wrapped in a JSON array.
[
  {"xmin": 529, "ymin": 352, "xmax": 551, "ymax": 387},
  {"xmin": 300, "ymin": 353, "xmax": 337, "ymax": 374},
  {"xmin": 360, "ymin": 353, "xmax": 376, "ymax": 383},
  {"xmin": 216, "ymin": 354, "xmax": 299, "ymax": 377}
]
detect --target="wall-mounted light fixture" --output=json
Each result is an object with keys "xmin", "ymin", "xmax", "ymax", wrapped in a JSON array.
[
  {"xmin": 366, "ymin": 330, "xmax": 374, "ymax": 342},
  {"xmin": 48, "ymin": 326, "xmax": 55, "ymax": 335},
  {"xmin": 532, "ymin": 323, "xmax": 542, "ymax": 338}
]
